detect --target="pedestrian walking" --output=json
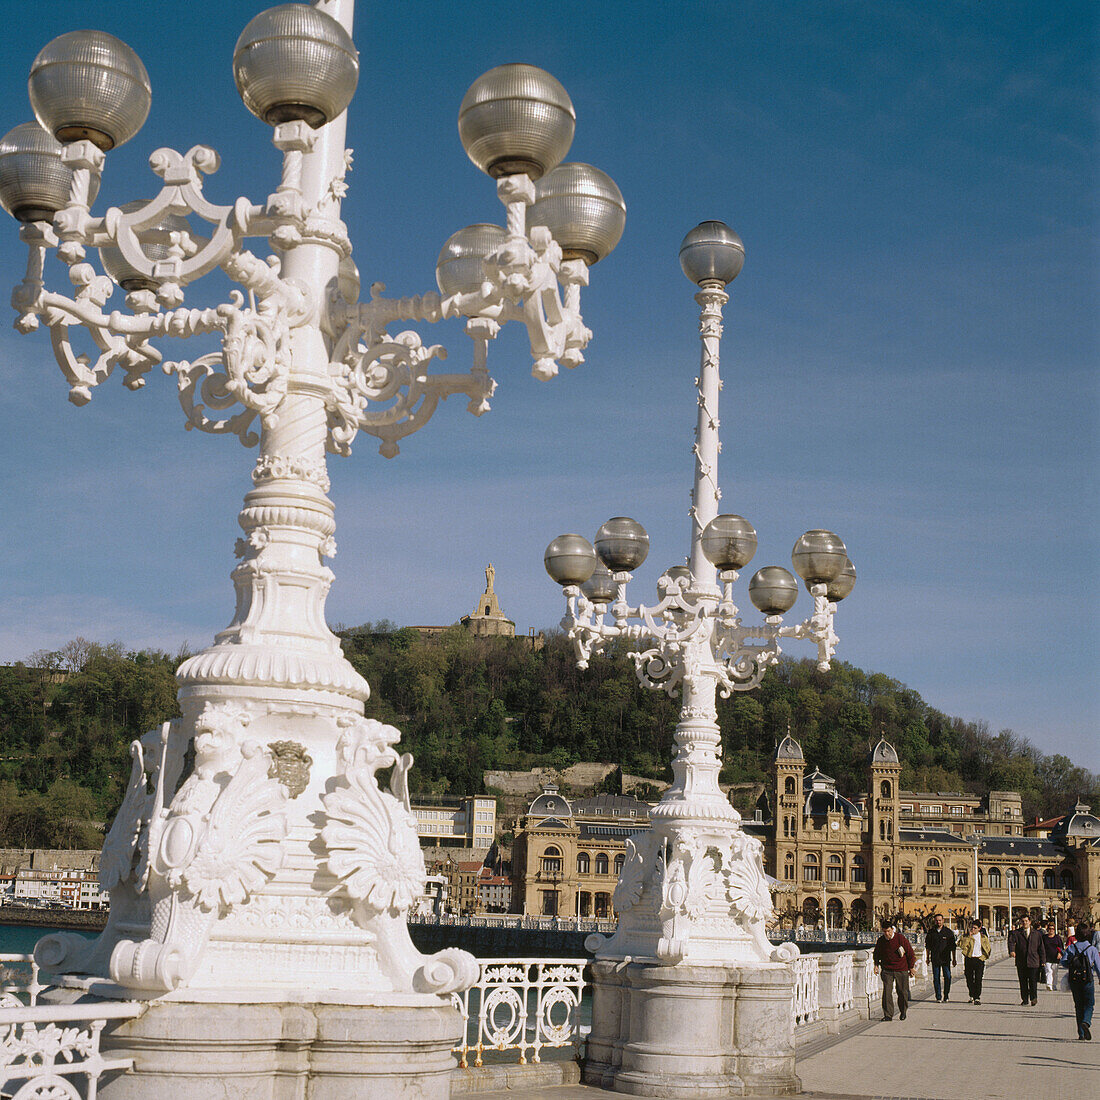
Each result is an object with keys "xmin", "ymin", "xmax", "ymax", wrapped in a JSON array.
[
  {"xmin": 1008, "ymin": 914, "xmax": 1046, "ymax": 1005},
  {"xmin": 1059, "ymin": 920, "xmax": 1100, "ymax": 1041},
  {"xmin": 925, "ymin": 913, "xmax": 957, "ymax": 1002},
  {"xmin": 958, "ymin": 919, "xmax": 991, "ymax": 1004},
  {"xmin": 873, "ymin": 919, "xmax": 916, "ymax": 1021},
  {"xmin": 1041, "ymin": 919, "xmax": 1063, "ymax": 991}
]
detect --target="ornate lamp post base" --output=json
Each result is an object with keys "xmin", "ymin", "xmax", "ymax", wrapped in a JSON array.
[
  {"xmin": 585, "ymin": 961, "xmax": 799, "ymax": 1098},
  {"xmin": 45, "ymin": 993, "xmax": 462, "ymax": 1100}
]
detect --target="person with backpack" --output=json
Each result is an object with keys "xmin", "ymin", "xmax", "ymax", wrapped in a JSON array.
[
  {"xmin": 1060, "ymin": 921, "xmax": 1100, "ymax": 1041},
  {"xmin": 958, "ymin": 919, "xmax": 991, "ymax": 1004}
]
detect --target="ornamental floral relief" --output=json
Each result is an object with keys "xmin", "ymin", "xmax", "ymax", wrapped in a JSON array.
[{"xmin": 321, "ymin": 716, "xmax": 426, "ymax": 915}]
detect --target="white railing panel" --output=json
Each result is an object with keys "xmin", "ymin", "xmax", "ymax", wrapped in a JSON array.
[
  {"xmin": 792, "ymin": 955, "xmax": 819, "ymax": 1027},
  {"xmin": 832, "ymin": 951, "xmax": 854, "ymax": 1013},
  {"xmin": 451, "ymin": 957, "xmax": 586, "ymax": 1069},
  {"xmin": 0, "ymin": 954, "xmax": 42, "ymax": 1008},
  {"xmin": 0, "ymin": 1002, "xmax": 142, "ymax": 1099}
]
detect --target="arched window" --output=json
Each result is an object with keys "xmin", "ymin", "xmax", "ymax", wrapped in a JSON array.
[
  {"xmin": 880, "ymin": 856, "xmax": 892, "ymax": 885},
  {"xmin": 926, "ymin": 857, "xmax": 941, "ymax": 887},
  {"xmin": 803, "ymin": 853, "xmax": 820, "ymax": 882},
  {"xmin": 1006, "ymin": 868, "xmax": 1019, "ymax": 889},
  {"xmin": 784, "ymin": 776, "xmax": 796, "ymax": 795},
  {"xmin": 851, "ymin": 855, "xmax": 866, "ymax": 883},
  {"xmin": 1024, "ymin": 868, "xmax": 1037, "ymax": 890},
  {"xmin": 784, "ymin": 852, "xmax": 795, "ymax": 880},
  {"xmin": 987, "ymin": 867, "xmax": 1001, "ymax": 889},
  {"xmin": 1060, "ymin": 870, "xmax": 1075, "ymax": 890},
  {"xmin": 1043, "ymin": 869, "xmax": 1055, "ymax": 890},
  {"xmin": 827, "ymin": 854, "xmax": 843, "ymax": 882},
  {"xmin": 614, "ymin": 853, "xmax": 625, "ymax": 875},
  {"xmin": 541, "ymin": 847, "xmax": 562, "ymax": 875},
  {"xmin": 576, "ymin": 852, "xmax": 590, "ymax": 875},
  {"xmin": 880, "ymin": 780, "xmax": 892, "ymax": 799},
  {"xmin": 595, "ymin": 852, "xmax": 609, "ymax": 876}
]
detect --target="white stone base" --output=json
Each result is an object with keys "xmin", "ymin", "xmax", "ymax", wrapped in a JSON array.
[
  {"xmin": 44, "ymin": 990, "xmax": 462, "ymax": 1100},
  {"xmin": 585, "ymin": 960, "xmax": 799, "ymax": 1098}
]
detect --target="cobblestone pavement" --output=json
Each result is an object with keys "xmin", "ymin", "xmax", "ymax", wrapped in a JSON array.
[{"xmin": 466, "ymin": 959, "xmax": 1098, "ymax": 1099}]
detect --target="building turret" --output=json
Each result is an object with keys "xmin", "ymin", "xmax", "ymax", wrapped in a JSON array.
[
  {"xmin": 774, "ymin": 730, "xmax": 805, "ymax": 884},
  {"xmin": 868, "ymin": 732, "xmax": 901, "ymax": 918}
]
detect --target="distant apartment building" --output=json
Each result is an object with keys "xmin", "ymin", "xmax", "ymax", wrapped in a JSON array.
[
  {"xmin": 412, "ymin": 795, "xmax": 497, "ymax": 848},
  {"xmin": 475, "ymin": 866, "xmax": 512, "ymax": 913},
  {"xmin": 1, "ymin": 849, "xmax": 107, "ymax": 910}
]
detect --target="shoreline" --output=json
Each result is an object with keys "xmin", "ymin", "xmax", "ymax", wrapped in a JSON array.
[{"xmin": 0, "ymin": 907, "xmax": 108, "ymax": 933}]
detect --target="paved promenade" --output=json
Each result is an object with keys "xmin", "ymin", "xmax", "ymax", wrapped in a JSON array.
[{"xmin": 467, "ymin": 958, "xmax": 1098, "ymax": 1099}]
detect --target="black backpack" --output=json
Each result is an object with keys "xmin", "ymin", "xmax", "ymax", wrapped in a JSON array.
[{"xmin": 1067, "ymin": 947, "xmax": 1091, "ymax": 986}]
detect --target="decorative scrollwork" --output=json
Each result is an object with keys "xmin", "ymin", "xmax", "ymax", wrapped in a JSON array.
[
  {"xmin": 326, "ymin": 328, "xmax": 493, "ymax": 458},
  {"xmin": 482, "ymin": 986, "xmax": 524, "ymax": 1049}
]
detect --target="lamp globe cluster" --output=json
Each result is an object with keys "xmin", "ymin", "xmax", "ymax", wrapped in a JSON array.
[
  {"xmin": 439, "ymin": 63, "xmax": 625, "ymax": 295},
  {"xmin": 544, "ymin": 516, "xmax": 650, "ymax": 587}
]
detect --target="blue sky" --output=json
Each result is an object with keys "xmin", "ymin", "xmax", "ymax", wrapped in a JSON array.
[{"xmin": 0, "ymin": 2, "xmax": 1096, "ymax": 772}]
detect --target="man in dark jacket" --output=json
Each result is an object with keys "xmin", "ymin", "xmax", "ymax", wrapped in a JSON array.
[
  {"xmin": 925, "ymin": 913, "xmax": 958, "ymax": 1002},
  {"xmin": 873, "ymin": 919, "xmax": 916, "ymax": 1021},
  {"xmin": 1009, "ymin": 914, "xmax": 1046, "ymax": 1005}
]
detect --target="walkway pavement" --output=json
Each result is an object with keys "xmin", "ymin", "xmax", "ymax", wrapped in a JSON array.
[{"xmin": 466, "ymin": 959, "xmax": 1098, "ymax": 1099}]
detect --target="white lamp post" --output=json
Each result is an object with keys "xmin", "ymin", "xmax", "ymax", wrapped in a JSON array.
[
  {"xmin": 966, "ymin": 832, "xmax": 981, "ymax": 927},
  {"xmin": 545, "ymin": 223, "xmax": 855, "ymax": 1095},
  {"xmin": 1, "ymin": 2, "xmax": 624, "ymax": 1093}
]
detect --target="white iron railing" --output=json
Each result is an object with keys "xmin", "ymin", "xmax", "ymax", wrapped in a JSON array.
[
  {"xmin": 410, "ymin": 913, "xmax": 618, "ymax": 934},
  {"xmin": 0, "ymin": 1002, "xmax": 142, "ymax": 1100},
  {"xmin": 452, "ymin": 958, "xmax": 587, "ymax": 1069},
  {"xmin": 792, "ymin": 954, "xmax": 820, "ymax": 1027},
  {"xmin": 0, "ymin": 954, "xmax": 43, "ymax": 1008},
  {"xmin": 0, "ymin": 952, "xmax": 143, "ymax": 1100}
]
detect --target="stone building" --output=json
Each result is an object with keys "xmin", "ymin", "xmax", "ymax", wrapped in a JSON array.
[
  {"xmin": 510, "ymin": 786, "xmax": 650, "ymax": 917},
  {"xmin": 411, "ymin": 794, "xmax": 496, "ymax": 849},
  {"xmin": 768, "ymin": 733, "xmax": 1100, "ymax": 931}
]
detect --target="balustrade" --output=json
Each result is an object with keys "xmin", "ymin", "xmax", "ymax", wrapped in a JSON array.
[{"xmin": 452, "ymin": 958, "xmax": 587, "ymax": 1069}]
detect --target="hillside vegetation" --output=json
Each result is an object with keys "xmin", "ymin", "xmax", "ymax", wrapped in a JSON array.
[{"xmin": 0, "ymin": 629, "xmax": 1095, "ymax": 847}]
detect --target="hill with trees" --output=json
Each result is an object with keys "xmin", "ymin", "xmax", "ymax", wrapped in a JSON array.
[{"xmin": 0, "ymin": 628, "xmax": 1095, "ymax": 848}]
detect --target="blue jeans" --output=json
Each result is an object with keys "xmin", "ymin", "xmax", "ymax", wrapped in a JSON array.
[
  {"xmin": 1070, "ymin": 980, "xmax": 1095, "ymax": 1038},
  {"xmin": 932, "ymin": 961, "xmax": 952, "ymax": 999}
]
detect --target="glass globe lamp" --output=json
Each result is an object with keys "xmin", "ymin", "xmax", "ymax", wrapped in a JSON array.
[
  {"xmin": 825, "ymin": 557, "xmax": 856, "ymax": 602},
  {"xmin": 435, "ymin": 224, "xmax": 506, "ymax": 297},
  {"xmin": 791, "ymin": 529, "xmax": 847, "ymax": 587},
  {"xmin": 528, "ymin": 163, "xmax": 625, "ymax": 265},
  {"xmin": 748, "ymin": 566, "xmax": 798, "ymax": 615},
  {"xmin": 233, "ymin": 4, "xmax": 359, "ymax": 128},
  {"xmin": 679, "ymin": 220, "xmax": 745, "ymax": 287},
  {"xmin": 29, "ymin": 31, "xmax": 151, "ymax": 151},
  {"xmin": 458, "ymin": 64, "xmax": 574, "ymax": 180},
  {"xmin": 545, "ymin": 534, "xmax": 597, "ymax": 586},
  {"xmin": 594, "ymin": 517, "xmax": 648, "ymax": 573},
  {"xmin": 98, "ymin": 201, "xmax": 195, "ymax": 292},
  {"xmin": 700, "ymin": 514, "xmax": 757, "ymax": 570},
  {"xmin": 581, "ymin": 563, "xmax": 616, "ymax": 604},
  {"xmin": 0, "ymin": 122, "xmax": 95, "ymax": 222}
]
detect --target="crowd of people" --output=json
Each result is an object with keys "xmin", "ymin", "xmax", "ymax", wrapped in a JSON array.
[{"xmin": 871, "ymin": 913, "xmax": 1100, "ymax": 1041}]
